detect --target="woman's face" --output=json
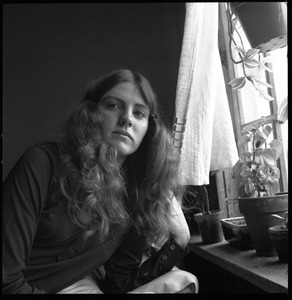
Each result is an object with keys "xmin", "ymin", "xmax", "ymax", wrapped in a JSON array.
[{"xmin": 97, "ymin": 82, "xmax": 150, "ymax": 165}]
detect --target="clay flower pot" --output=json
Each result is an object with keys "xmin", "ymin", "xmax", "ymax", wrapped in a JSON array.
[
  {"xmin": 231, "ymin": 2, "xmax": 287, "ymax": 53},
  {"xmin": 194, "ymin": 210, "xmax": 224, "ymax": 244},
  {"xmin": 268, "ymin": 225, "xmax": 288, "ymax": 263},
  {"xmin": 238, "ymin": 193, "xmax": 288, "ymax": 256},
  {"xmin": 220, "ymin": 216, "xmax": 254, "ymax": 250}
]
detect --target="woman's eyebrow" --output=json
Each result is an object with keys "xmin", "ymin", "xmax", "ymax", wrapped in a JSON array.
[
  {"xmin": 100, "ymin": 96, "xmax": 122, "ymax": 103},
  {"xmin": 134, "ymin": 103, "xmax": 150, "ymax": 113},
  {"xmin": 101, "ymin": 96, "xmax": 150, "ymax": 112}
]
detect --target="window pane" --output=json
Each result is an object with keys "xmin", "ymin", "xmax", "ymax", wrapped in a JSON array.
[
  {"xmin": 231, "ymin": 17, "xmax": 288, "ymax": 190},
  {"xmin": 232, "ymin": 24, "xmax": 271, "ymax": 124},
  {"xmin": 270, "ymin": 47, "xmax": 288, "ymax": 177}
]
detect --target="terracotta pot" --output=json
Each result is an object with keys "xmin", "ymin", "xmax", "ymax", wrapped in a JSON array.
[
  {"xmin": 220, "ymin": 216, "xmax": 254, "ymax": 250},
  {"xmin": 194, "ymin": 210, "xmax": 224, "ymax": 244},
  {"xmin": 231, "ymin": 2, "xmax": 287, "ymax": 53},
  {"xmin": 268, "ymin": 225, "xmax": 288, "ymax": 263},
  {"xmin": 238, "ymin": 193, "xmax": 288, "ymax": 256}
]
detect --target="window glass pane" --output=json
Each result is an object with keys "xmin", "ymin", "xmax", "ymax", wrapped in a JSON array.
[
  {"xmin": 269, "ymin": 46, "xmax": 288, "ymax": 176},
  {"xmin": 271, "ymin": 47, "xmax": 288, "ymax": 98},
  {"xmin": 232, "ymin": 24, "xmax": 271, "ymax": 124},
  {"xmin": 231, "ymin": 16, "xmax": 288, "ymax": 190},
  {"xmin": 281, "ymin": 121, "xmax": 288, "ymax": 178}
]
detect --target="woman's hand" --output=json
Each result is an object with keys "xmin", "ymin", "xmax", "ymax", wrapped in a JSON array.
[{"xmin": 168, "ymin": 196, "xmax": 190, "ymax": 249}]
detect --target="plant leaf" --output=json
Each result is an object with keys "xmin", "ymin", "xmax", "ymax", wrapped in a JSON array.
[
  {"xmin": 240, "ymin": 169, "xmax": 251, "ymax": 178},
  {"xmin": 257, "ymin": 61, "xmax": 273, "ymax": 73},
  {"xmin": 231, "ymin": 159, "xmax": 244, "ymax": 178},
  {"xmin": 263, "ymin": 125, "xmax": 272, "ymax": 137},
  {"xmin": 234, "ymin": 46, "xmax": 246, "ymax": 57},
  {"xmin": 257, "ymin": 89, "xmax": 275, "ymax": 101},
  {"xmin": 244, "ymin": 59, "xmax": 261, "ymax": 69},
  {"xmin": 277, "ymin": 108, "xmax": 288, "ymax": 124},
  {"xmin": 252, "ymin": 78, "xmax": 273, "ymax": 89},
  {"xmin": 261, "ymin": 148, "xmax": 277, "ymax": 166},
  {"xmin": 245, "ymin": 48, "xmax": 260, "ymax": 59},
  {"xmin": 265, "ymin": 177, "xmax": 279, "ymax": 195},
  {"xmin": 269, "ymin": 139, "xmax": 283, "ymax": 160},
  {"xmin": 228, "ymin": 77, "xmax": 246, "ymax": 89},
  {"xmin": 277, "ymin": 97, "xmax": 288, "ymax": 123},
  {"xmin": 242, "ymin": 151, "xmax": 252, "ymax": 161},
  {"xmin": 241, "ymin": 122, "xmax": 262, "ymax": 133},
  {"xmin": 254, "ymin": 152, "xmax": 265, "ymax": 166},
  {"xmin": 270, "ymin": 166, "xmax": 281, "ymax": 180},
  {"xmin": 254, "ymin": 133, "xmax": 266, "ymax": 148},
  {"xmin": 237, "ymin": 134, "xmax": 250, "ymax": 148},
  {"xmin": 256, "ymin": 129, "xmax": 268, "ymax": 140}
]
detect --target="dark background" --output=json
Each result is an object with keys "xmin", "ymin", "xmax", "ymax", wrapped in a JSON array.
[{"xmin": 3, "ymin": 3, "xmax": 185, "ymax": 180}]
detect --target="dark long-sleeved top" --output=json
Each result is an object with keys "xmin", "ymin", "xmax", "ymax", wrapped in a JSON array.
[{"xmin": 2, "ymin": 142, "xmax": 188, "ymax": 294}]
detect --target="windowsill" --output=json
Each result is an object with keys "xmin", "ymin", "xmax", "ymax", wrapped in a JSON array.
[{"xmin": 188, "ymin": 233, "xmax": 288, "ymax": 294}]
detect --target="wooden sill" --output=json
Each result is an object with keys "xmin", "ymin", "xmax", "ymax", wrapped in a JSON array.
[{"xmin": 188, "ymin": 233, "xmax": 288, "ymax": 294}]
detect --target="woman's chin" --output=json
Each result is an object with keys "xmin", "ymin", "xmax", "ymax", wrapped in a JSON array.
[{"xmin": 112, "ymin": 145, "xmax": 134, "ymax": 163}]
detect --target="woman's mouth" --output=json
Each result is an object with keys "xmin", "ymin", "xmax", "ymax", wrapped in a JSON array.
[{"xmin": 113, "ymin": 131, "xmax": 133, "ymax": 141}]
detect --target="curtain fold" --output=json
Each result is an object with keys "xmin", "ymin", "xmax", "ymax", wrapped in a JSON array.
[{"xmin": 174, "ymin": 2, "xmax": 238, "ymax": 185}]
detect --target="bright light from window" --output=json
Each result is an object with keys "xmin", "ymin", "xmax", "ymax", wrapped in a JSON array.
[
  {"xmin": 270, "ymin": 46, "xmax": 288, "ymax": 175},
  {"xmin": 232, "ymin": 23, "xmax": 271, "ymax": 124},
  {"xmin": 232, "ymin": 21, "xmax": 288, "ymax": 189}
]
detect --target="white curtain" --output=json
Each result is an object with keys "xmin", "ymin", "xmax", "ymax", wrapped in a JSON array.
[{"xmin": 174, "ymin": 2, "xmax": 238, "ymax": 186}]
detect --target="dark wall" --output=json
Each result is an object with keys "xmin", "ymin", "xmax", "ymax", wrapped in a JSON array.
[{"xmin": 3, "ymin": 3, "xmax": 185, "ymax": 180}]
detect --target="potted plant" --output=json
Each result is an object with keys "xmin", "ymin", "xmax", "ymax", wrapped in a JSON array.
[
  {"xmin": 268, "ymin": 211, "xmax": 288, "ymax": 263},
  {"xmin": 227, "ymin": 2, "xmax": 287, "ymax": 54},
  {"xmin": 193, "ymin": 185, "xmax": 224, "ymax": 244},
  {"xmin": 231, "ymin": 116, "xmax": 288, "ymax": 256}
]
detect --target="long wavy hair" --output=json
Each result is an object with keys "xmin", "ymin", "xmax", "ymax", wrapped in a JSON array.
[{"xmin": 57, "ymin": 69, "xmax": 184, "ymax": 245}]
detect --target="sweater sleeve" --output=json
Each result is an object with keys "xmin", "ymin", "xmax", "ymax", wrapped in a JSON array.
[
  {"xmin": 103, "ymin": 230, "xmax": 189, "ymax": 294},
  {"xmin": 2, "ymin": 145, "xmax": 54, "ymax": 294}
]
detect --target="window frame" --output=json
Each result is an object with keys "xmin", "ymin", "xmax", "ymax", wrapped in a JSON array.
[{"xmin": 217, "ymin": 3, "xmax": 288, "ymax": 218}]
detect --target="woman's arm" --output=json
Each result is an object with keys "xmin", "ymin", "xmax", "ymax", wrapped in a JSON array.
[
  {"xmin": 103, "ymin": 197, "xmax": 190, "ymax": 294},
  {"xmin": 167, "ymin": 196, "xmax": 191, "ymax": 248},
  {"xmin": 2, "ymin": 145, "xmax": 52, "ymax": 294}
]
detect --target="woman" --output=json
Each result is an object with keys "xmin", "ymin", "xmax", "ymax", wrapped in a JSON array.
[{"xmin": 3, "ymin": 69, "xmax": 198, "ymax": 294}]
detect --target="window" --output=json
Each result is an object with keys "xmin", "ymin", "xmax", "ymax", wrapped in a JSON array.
[
  {"xmin": 217, "ymin": 2, "xmax": 288, "ymax": 217},
  {"xmin": 231, "ymin": 20, "xmax": 288, "ymax": 193}
]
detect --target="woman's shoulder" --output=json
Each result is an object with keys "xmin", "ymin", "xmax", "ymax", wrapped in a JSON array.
[
  {"xmin": 20, "ymin": 141, "xmax": 60, "ymax": 168},
  {"xmin": 4, "ymin": 141, "xmax": 60, "ymax": 186},
  {"xmin": 25, "ymin": 141, "xmax": 58, "ymax": 153}
]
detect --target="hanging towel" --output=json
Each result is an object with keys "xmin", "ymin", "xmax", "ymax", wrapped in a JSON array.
[{"xmin": 174, "ymin": 3, "xmax": 238, "ymax": 185}]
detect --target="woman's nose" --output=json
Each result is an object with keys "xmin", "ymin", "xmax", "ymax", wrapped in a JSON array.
[{"xmin": 118, "ymin": 110, "xmax": 133, "ymax": 127}]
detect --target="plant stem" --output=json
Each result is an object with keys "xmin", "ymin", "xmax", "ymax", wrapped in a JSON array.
[
  {"xmin": 252, "ymin": 131, "xmax": 256, "ymax": 161},
  {"xmin": 200, "ymin": 185, "xmax": 210, "ymax": 215},
  {"xmin": 226, "ymin": 3, "xmax": 250, "ymax": 79},
  {"xmin": 226, "ymin": 3, "xmax": 242, "ymax": 65}
]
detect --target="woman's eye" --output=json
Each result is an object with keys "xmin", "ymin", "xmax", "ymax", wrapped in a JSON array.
[
  {"xmin": 107, "ymin": 103, "xmax": 120, "ymax": 110},
  {"xmin": 134, "ymin": 111, "xmax": 146, "ymax": 119}
]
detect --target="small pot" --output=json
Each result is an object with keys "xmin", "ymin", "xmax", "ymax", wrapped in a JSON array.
[
  {"xmin": 238, "ymin": 193, "xmax": 288, "ymax": 256},
  {"xmin": 230, "ymin": 2, "xmax": 287, "ymax": 53},
  {"xmin": 194, "ymin": 210, "xmax": 224, "ymax": 244},
  {"xmin": 220, "ymin": 216, "xmax": 254, "ymax": 250},
  {"xmin": 268, "ymin": 225, "xmax": 288, "ymax": 263}
]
